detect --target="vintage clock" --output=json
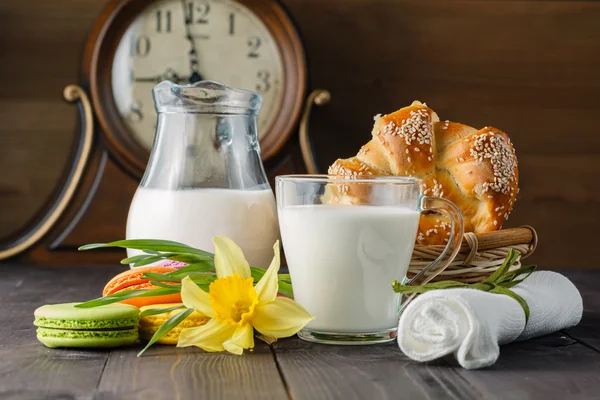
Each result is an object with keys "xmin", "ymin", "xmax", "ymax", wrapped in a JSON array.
[
  {"xmin": 0, "ymin": 0, "xmax": 329, "ymax": 263},
  {"xmin": 89, "ymin": 0, "xmax": 319, "ymax": 176}
]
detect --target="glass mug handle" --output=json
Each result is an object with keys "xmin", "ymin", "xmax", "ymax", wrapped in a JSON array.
[{"xmin": 405, "ymin": 196, "xmax": 465, "ymax": 285}]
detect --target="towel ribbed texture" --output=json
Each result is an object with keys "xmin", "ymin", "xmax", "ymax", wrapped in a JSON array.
[{"xmin": 397, "ymin": 271, "xmax": 583, "ymax": 369}]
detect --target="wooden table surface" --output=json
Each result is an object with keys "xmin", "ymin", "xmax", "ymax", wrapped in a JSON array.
[{"xmin": 0, "ymin": 265, "xmax": 598, "ymax": 400}]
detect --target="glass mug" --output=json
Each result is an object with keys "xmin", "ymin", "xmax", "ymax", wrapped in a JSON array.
[{"xmin": 276, "ymin": 175, "xmax": 464, "ymax": 345}]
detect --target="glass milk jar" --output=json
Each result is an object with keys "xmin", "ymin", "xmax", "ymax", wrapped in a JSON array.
[{"xmin": 126, "ymin": 80, "xmax": 279, "ymax": 268}]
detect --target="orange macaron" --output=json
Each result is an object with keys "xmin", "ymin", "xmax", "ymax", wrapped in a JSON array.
[{"xmin": 103, "ymin": 266, "xmax": 182, "ymax": 308}]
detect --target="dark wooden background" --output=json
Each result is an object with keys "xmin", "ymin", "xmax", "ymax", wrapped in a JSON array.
[{"xmin": 1, "ymin": 0, "xmax": 599, "ymax": 267}]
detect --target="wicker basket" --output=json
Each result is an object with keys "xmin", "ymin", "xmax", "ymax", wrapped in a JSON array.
[{"xmin": 407, "ymin": 226, "xmax": 538, "ymax": 284}]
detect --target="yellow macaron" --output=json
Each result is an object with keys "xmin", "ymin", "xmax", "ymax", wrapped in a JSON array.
[{"xmin": 139, "ymin": 303, "xmax": 209, "ymax": 345}]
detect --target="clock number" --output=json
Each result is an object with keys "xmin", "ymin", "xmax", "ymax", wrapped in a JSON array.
[
  {"xmin": 130, "ymin": 101, "xmax": 143, "ymax": 123},
  {"xmin": 229, "ymin": 13, "xmax": 235, "ymax": 35},
  {"xmin": 156, "ymin": 9, "xmax": 172, "ymax": 33},
  {"xmin": 256, "ymin": 70, "xmax": 271, "ymax": 93},
  {"xmin": 197, "ymin": 3, "xmax": 210, "ymax": 23},
  {"xmin": 135, "ymin": 36, "xmax": 151, "ymax": 57},
  {"xmin": 188, "ymin": 2, "xmax": 210, "ymax": 24},
  {"xmin": 247, "ymin": 36, "xmax": 261, "ymax": 58}
]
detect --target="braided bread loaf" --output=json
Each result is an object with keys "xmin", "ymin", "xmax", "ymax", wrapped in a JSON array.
[{"xmin": 327, "ymin": 101, "xmax": 519, "ymax": 245}]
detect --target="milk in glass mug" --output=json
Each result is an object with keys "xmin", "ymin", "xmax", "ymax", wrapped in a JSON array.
[{"xmin": 276, "ymin": 175, "xmax": 463, "ymax": 344}]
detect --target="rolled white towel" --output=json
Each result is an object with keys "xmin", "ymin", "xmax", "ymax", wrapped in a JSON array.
[{"xmin": 397, "ymin": 271, "xmax": 583, "ymax": 369}]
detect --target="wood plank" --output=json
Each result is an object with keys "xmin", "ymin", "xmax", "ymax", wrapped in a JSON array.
[
  {"xmin": 504, "ymin": 201, "xmax": 600, "ymax": 268},
  {"xmin": 0, "ymin": 265, "xmax": 288, "ymax": 399},
  {"xmin": 273, "ymin": 269, "xmax": 600, "ymax": 399},
  {"xmin": 273, "ymin": 338, "xmax": 479, "ymax": 400},
  {"xmin": 2, "ymin": 0, "xmax": 600, "ymax": 267},
  {"xmin": 0, "ymin": 266, "xmax": 120, "ymax": 310},
  {"xmin": 286, "ymin": 0, "xmax": 600, "ymax": 269},
  {"xmin": 0, "ymin": 266, "xmax": 119, "ymax": 347},
  {"xmin": 517, "ymin": 155, "xmax": 600, "ymax": 204},
  {"xmin": 57, "ymin": 160, "xmax": 139, "ymax": 248},
  {"xmin": 559, "ymin": 270, "xmax": 600, "ymax": 352},
  {"xmin": 438, "ymin": 270, "xmax": 600, "ymax": 399},
  {"xmin": 0, "ymin": 0, "xmax": 107, "ymax": 100},
  {"xmin": 0, "ymin": 266, "xmax": 599, "ymax": 398},
  {"xmin": 273, "ymin": 326, "xmax": 600, "ymax": 400},
  {"xmin": 296, "ymin": 0, "xmax": 600, "ymax": 159},
  {"xmin": 0, "ymin": 266, "xmax": 120, "ymax": 400},
  {"xmin": 0, "ymin": 103, "xmax": 76, "ymax": 240},
  {"xmin": 503, "ymin": 155, "xmax": 600, "ymax": 268},
  {"xmin": 0, "ymin": 345, "xmax": 108, "ymax": 400},
  {"xmin": 96, "ymin": 342, "xmax": 289, "ymax": 400},
  {"xmin": 0, "ymin": 0, "xmax": 107, "ymax": 242},
  {"xmin": 450, "ymin": 333, "xmax": 600, "ymax": 399}
]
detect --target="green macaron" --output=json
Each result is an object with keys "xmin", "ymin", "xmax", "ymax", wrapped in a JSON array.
[{"xmin": 34, "ymin": 302, "xmax": 140, "ymax": 348}]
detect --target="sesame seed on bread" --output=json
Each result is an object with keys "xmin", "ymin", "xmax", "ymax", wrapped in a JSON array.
[{"xmin": 327, "ymin": 101, "xmax": 519, "ymax": 245}]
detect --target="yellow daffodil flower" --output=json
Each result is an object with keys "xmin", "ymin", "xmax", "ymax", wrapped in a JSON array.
[{"xmin": 177, "ymin": 236, "xmax": 314, "ymax": 355}]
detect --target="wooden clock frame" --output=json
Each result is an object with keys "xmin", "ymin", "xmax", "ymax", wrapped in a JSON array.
[
  {"xmin": 85, "ymin": 0, "xmax": 309, "ymax": 177},
  {"xmin": 0, "ymin": 0, "xmax": 328, "ymax": 265}
]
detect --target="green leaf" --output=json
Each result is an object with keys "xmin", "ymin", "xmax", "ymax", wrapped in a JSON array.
[
  {"xmin": 392, "ymin": 250, "xmax": 536, "ymax": 325},
  {"xmin": 148, "ymin": 280, "xmax": 181, "ymax": 289},
  {"xmin": 138, "ymin": 308, "xmax": 194, "ymax": 357},
  {"xmin": 123, "ymin": 253, "xmax": 214, "ymax": 266},
  {"xmin": 141, "ymin": 249, "xmax": 160, "ymax": 255},
  {"xmin": 249, "ymin": 267, "xmax": 295, "ymax": 298},
  {"xmin": 189, "ymin": 278, "xmax": 217, "ymax": 288},
  {"xmin": 186, "ymin": 272, "xmax": 217, "ymax": 282},
  {"xmin": 75, "ymin": 287, "xmax": 180, "ymax": 308},
  {"xmin": 121, "ymin": 251, "xmax": 163, "ymax": 264},
  {"xmin": 277, "ymin": 280, "xmax": 294, "ymax": 299},
  {"xmin": 78, "ymin": 243, "xmax": 111, "ymax": 250},
  {"xmin": 167, "ymin": 254, "xmax": 214, "ymax": 264},
  {"xmin": 136, "ymin": 287, "xmax": 181, "ymax": 297},
  {"xmin": 132, "ymin": 255, "xmax": 172, "ymax": 267},
  {"xmin": 80, "ymin": 239, "xmax": 192, "ymax": 250},
  {"xmin": 140, "ymin": 304, "xmax": 186, "ymax": 317},
  {"xmin": 491, "ymin": 286, "xmax": 530, "ymax": 322},
  {"xmin": 500, "ymin": 264, "xmax": 537, "ymax": 287},
  {"xmin": 167, "ymin": 263, "xmax": 215, "ymax": 276},
  {"xmin": 471, "ymin": 282, "xmax": 495, "ymax": 291},
  {"xmin": 485, "ymin": 249, "xmax": 520, "ymax": 284},
  {"xmin": 79, "ymin": 239, "xmax": 214, "ymax": 257},
  {"xmin": 120, "ymin": 254, "xmax": 157, "ymax": 265},
  {"xmin": 74, "ymin": 289, "xmax": 148, "ymax": 308},
  {"xmin": 392, "ymin": 279, "xmax": 468, "ymax": 294},
  {"xmin": 194, "ymin": 283, "xmax": 211, "ymax": 292},
  {"xmin": 250, "ymin": 267, "xmax": 266, "ymax": 282},
  {"xmin": 143, "ymin": 272, "xmax": 184, "ymax": 282}
]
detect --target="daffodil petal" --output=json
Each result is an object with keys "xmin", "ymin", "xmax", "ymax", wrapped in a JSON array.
[
  {"xmin": 213, "ymin": 236, "xmax": 251, "ymax": 279},
  {"xmin": 255, "ymin": 241, "xmax": 280, "ymax": 305},
  {"xmin": 223, "ymin": 323, "xmax": 254, "ymax": 355},
  {"xmin": 176, "ymin": 325, "xmax": 209, "ymax": 348},
  {"xmin": 177, "ymin": 318, "xmax": 235, "ymax": 352},
  {"xmin": 253, "ymin": 297, "xmax": 314, "ymax": 339},
  {"xmin": 181, "ymin": 276, "xmax": 214, "ymax": 318}
]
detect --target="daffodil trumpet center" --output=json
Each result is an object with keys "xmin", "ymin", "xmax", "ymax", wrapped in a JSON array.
[{"xmin": 209, "ymin": 273, "xmax": 258, "ymax": 326}]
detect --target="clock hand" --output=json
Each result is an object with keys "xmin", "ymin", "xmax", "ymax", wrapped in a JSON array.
[
  {"xmin": 181, "ymin": 0, "xmax": 203, "ymax": 83},
  {"xmin": 134, "ymin": 75, "xmax": 163, "ymax": 83},
  {"xmin": 135, "ymin": 69, "xmax": 189, "ymax": 84},
  {"xmin": 163, "ymin": 68, "xmax": 189, "ymax": 83}
]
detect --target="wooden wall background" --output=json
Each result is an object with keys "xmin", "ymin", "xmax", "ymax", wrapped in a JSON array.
[{"xmin": 0, "ymin": 0, "xmax": 599, "ymax": 267}]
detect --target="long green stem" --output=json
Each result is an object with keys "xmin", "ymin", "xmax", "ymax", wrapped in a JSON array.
[{"xmin": 392, "ymin": 249, "xmax": 536, "ymax": 322}]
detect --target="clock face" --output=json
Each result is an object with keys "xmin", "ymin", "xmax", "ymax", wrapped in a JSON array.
[{"xmin": 111, "ymin": 0, "xmax": 285, "ymax": 150}]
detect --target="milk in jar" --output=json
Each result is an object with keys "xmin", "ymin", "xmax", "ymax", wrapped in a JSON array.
[
  {"xmin": 126, "ymin": 81, "xmax": 278, "ymax": 268},
  {"xmin": 127, "ymin": 188, "xmax": 278, "ymax": 267}
]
